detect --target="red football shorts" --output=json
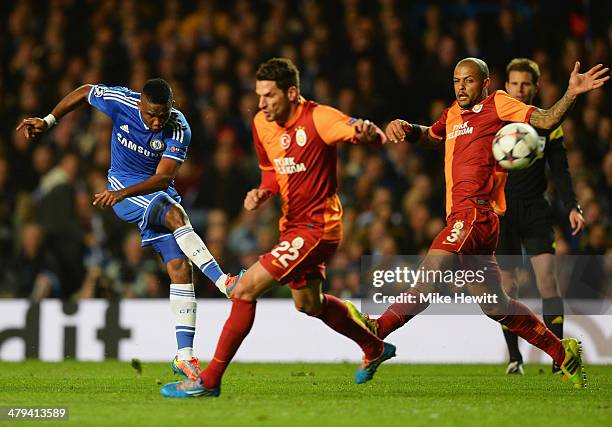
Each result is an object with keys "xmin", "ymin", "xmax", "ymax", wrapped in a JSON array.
[
  {"xmin": 259, "ymin": 226, "xmax": 339, "ymax": 290},
  {"xmin": 430, "ymin": 208, "xmax": 499, "ymax": 255}
]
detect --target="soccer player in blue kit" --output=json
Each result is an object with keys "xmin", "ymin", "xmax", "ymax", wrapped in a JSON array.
[{"xmin": 17, "ymin": 78, "xmax": 241, "ymax": 381}]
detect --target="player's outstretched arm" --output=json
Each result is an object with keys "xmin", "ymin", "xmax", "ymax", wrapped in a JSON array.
[
  {"xmin": 385, "ymin": 119, "xmax": 442, "ymax": 148},
  {"xmin": 93, "ymin": 157, "xmax": 180, "ymax": 208},
  {"xmin": 16, "ymin": 84, "xmax": 93, "ymax": 138},
  {"xmin": 530, "ymin": 62, "xmax": 609, "ymax": 130}
]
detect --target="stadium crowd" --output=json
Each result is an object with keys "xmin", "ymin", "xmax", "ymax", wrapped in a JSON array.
[{"xmin": 0, "ymin": 0, "xmax": 610, "ymax": 301}]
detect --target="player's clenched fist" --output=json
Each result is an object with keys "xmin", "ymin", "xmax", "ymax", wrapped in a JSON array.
[
  {"xmin": 353, "ymin": 119, "xmax": 377, "ymax": 143},
  {"xmin": 385, "ymin": 119, "xmax": 412, "ymax": 143},
  {"xmin": 244, "ymin": 188, "xmax": 272, "ymax": 211}
]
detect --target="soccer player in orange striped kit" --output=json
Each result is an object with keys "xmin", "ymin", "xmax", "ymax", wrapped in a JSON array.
[
  {"xmin": 161, "ymin": 58, "xmax": 396, "ymax": 398},
  {"xmin": 346, "ymin": 57, "xmax": 608, "ymax": 389}
]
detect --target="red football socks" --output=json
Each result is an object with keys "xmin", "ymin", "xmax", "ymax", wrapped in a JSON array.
[
  {"xmin": 316, "ymin": 294, "xmax": 383, "ymax": 360},
  {"xmin": 376, "ymin": 290, "xmax": 431, "ymax": 339},
  {"xmin": 494, "ymin": 299, "xmax": 565, "ymax": 366},
  {"xmin": 199, "ymin": 298, "xmax": 256, "ymax": 389}
]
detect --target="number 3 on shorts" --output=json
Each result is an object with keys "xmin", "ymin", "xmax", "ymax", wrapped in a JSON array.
[
  {"xmin": 446, "ymin": 220, "xmax": 464, "ymax": 243},
  {"xmin": 271, "ymin": 237, "xmax": 305, "ymax": 268}
]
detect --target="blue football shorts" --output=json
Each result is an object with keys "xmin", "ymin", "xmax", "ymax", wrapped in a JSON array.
[{"xmin": 108, "ymin": 175, "xmax": 186, "ymax": 263}]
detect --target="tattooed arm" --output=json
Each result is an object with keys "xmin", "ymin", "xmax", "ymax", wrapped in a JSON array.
[
  {"xmin": 530, "ymin": 62, "xmax": 609, "ymax": 130},
  {"xmin": 530, "ymin": 91, "xmax": 576, "ymax": 130}
]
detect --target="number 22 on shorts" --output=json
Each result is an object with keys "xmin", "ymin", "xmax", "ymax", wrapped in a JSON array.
[{"xmin": 271, "ymin": 237, "xmax": 305, "ymax": 268}]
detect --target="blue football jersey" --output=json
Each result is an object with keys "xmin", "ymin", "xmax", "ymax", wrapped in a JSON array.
[{"xmin": 87, "ymin": 84, "xmax": 191, "ymax": 180}]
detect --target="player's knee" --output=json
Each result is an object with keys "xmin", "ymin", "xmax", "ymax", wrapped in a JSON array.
[
  {"xmin": 536, "ymin": 275, "xmax": 558, "ymax": 298},
  {"xmin": 165, "ymin": 206, "xmax": 188, "ymax": 231},
  {"xmin": 294, "ymin": 300, "xmax": 322, "ymax": 316},
  {"xmin": 230, "ymin": 278, "xmax": 258, "ymax": 302}
]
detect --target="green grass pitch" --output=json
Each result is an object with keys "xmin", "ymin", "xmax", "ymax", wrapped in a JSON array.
[{"xmin": 0, "ymin": 361, "xmax": 610, "ymax": 426}]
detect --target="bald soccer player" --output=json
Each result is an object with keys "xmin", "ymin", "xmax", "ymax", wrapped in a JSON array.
[{"xmin": 346, "ymin": 57, "xmax": 608, "ymax": 389}]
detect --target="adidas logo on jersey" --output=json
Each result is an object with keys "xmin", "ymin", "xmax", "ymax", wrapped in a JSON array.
[{"xmin": 120, "ymin": 124, "xmax": 130, "ymax": 133}]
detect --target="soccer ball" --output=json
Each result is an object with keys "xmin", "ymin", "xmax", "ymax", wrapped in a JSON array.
[{"xmin": 492, "ymin": 122, "xmax": 541, "ymax": 170}]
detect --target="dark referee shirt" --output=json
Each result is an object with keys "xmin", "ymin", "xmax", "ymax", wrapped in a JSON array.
[{"xmin": 504, "ymin": 126, "xmax": 579, "ymax": 214}]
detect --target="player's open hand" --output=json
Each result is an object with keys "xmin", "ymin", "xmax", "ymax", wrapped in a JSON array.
[
  {"xmin": 569, "ymin": 208, "xmax": 585, "ymax": 236},
  {"xmin": 385, "ymin": 119, "xmax": 412, "ymax": 143},
  {"xmin": 567, "ymin": 62, "xmax": 609, "ymax": 97},
  {"xmin": 93, "ymin": 190, "xmax": 125, "ymax": 208},
  {"xmin": 15, "ymin": 117, "xmax": 48, "ymax": 139},
  {"xmin": 244, "ymin": 188, "xmax": 272, "ymax": 211},
  {"xmin": 354, "ymin": 119, "xmax": 379, "ymax": 144}
]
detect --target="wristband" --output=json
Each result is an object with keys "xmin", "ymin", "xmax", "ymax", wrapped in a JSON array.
[
  {"xmin": 574, "ymin": 204, "xmax": 584, "ymax": 216},
  {"xmin": 406, "ymin": 124, "xmax": 422, "ymax": 143},
  {"xmin": 43, "ymin": 114, "xmax": 57, "ymax": 129}
]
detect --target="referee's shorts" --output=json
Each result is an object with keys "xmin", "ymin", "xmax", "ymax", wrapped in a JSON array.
[{"xmin": 497, "ymin": 197, "xmax": 555, "ymax": 270}]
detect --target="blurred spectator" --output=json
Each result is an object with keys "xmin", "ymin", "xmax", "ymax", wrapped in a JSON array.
[
  {"xmin": 35, "ymin": 151, "xmax": 85, "ymax": 296},
  {"xmin": 106, "ymin": 231, "xmax": 164, "ymax": 298},
  {"xmin": 192, "ymin": 139, "xmax": 251, "ymax": 221},
  {"xmin": 1, "ymin": 222, "xmax": 61, "ymax": 300},
  {"xmin": 0, "ymin": 157, "xmax": 15, "ymax": 263}
]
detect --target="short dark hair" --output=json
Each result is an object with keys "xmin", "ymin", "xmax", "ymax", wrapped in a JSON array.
[
  {"xmin": 142, "ymin": 78, "xmax": 173, "ymax": 105},
  {"xmin": 506, "ymin": 58, "xmax": 541, "ymax": 84},
  {"xmin": 256, "ymin": 58, "xmax": 300, "ymax": 92}
]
